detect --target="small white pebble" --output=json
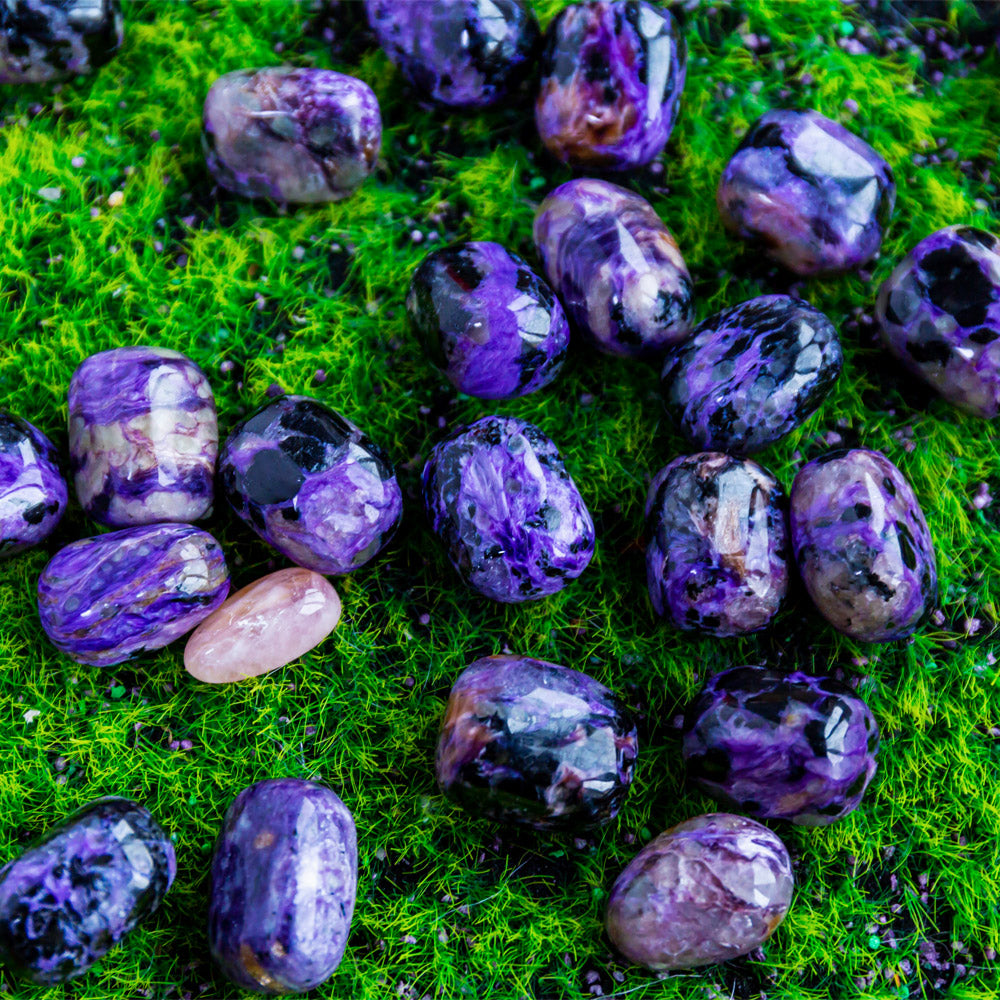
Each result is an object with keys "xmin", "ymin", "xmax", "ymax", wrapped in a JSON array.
[
  {"xmin": 23, "ymin": 709, "xmax": 40, "ymax": 724},
  {"xmin": 37, "ymin": 187, "xmax": 61, "ymax": 202},
  {"xmin": 107, "ymin": 190, "xmax": 124, "ymax": 208},
  {"xmin": 70, "ymin": 155, "xmax": 85, "ymax": 168},
  {"xmin": 292, "ymin": 245, "xmax": 306, "ymax": 260}
]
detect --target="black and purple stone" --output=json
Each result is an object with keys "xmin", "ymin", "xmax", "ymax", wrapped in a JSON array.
[
  {"xmin": 422, "ymin": 415, "xmax": 594, "ymax": 602},
  {"xmin": 876, "ymin": 225, "xmax": 1000, "ymax": 419},
  {"xmin": 436, "ymin": 654, "xmax": 638, "ymax": 831},
  {"xmin": 0, "ymin": 797, "xmax": 175, "ymax": 984},
  {"xmin": 407, "ymin": 241, "xmax": 570, "ymax": 399},
  {"xmin": 660, "ymin": 294, "xmax": 842, "ymax": 455},
  {"xmin": 683, "ymin": 666, "xmax": 880, "ymax": 826}
]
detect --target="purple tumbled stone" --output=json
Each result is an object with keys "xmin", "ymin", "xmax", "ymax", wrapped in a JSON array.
[
  {"xmin": 37, "ymin": 523, "xmax": 230, "ymax": 666},
  {"xmin": 68, "ymin": 346, "xmax": 218, "ymax": 527},
  {"xmin": 220, "ymin": 395, "xmax": 402, "ymax": 576},
  {"xmin": 406, "ymin": 241, "xmax": 570, "ymax": 399},
  {"xmin": 718, "ymin": 108, "xmax": 895, "ymax": 276},
  {"xmin": 364, "ymin": 0, "xmax": 539, "ymax": 109},
  {"xmin": 536, "ymin": 0, "xmax": 686, "ymax": 170},
  {"xmin": 660, "ymin": 294, "xmax": 842, "ymax": 455},
  {"xmin": 209, "ymin": 779, "xmax": 357, "ymax": 995},
  {"xmin": 605, "ymin": 813, "xmax": 793, "ymax": 970},
  {"xmin": 422, "ymin": 415, "xmax": 594, "ymax": 602},
  {"xmin": 790, "ymin": 448, "xmax": 937, "ymax": 642},
  {"xmin": 646, "ymin": 453, "xmax": 788, "ymax": 636},
  {"xmin": 534, "ymin": 178, "xmax": 693, "ymax": 358},
  {"xmin": 0, "ymin": 797, "xmax": 175, "ymax": 984},
  {"xmin": 0, "ymin": 411, "xmax": 67, "ymax": 558},
  {"xmin": 683, "ymin": 666, "xmax": 880, "ymax": 826},
  {"xmin": 203, "ymin": 67, "xmax": 381, "ymax": 203},
  {"xmin": 876, "ymin": 225, "xmax": 1000, "ymax": 418},
  {"xmin": 436, "ymin": 654, "xmax": 637, "ymax": 831}
]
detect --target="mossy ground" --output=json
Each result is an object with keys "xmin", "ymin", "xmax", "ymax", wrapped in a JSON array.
[{"xmin": 1, "ymin": 1, "xmax": 999, "ymax": 997}]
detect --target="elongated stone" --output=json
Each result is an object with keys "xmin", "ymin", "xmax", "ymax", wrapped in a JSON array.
[
  {"xmin": 37, "ymin": 523, "xmax": 230, "ymax": 666},
  {"xmin": 209, "ymin": 778, "xmax": 357, "ymax": 995},
  {"xmin": 0, "ymin": 797, "xmax": 175, "ymax": 984},
  {"xmin": 68, "ymin": 346, "xmax": 217, "ymax": 527}
]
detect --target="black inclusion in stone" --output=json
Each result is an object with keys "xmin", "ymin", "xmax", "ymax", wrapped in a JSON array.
[
  {"xmin": 689, "ymin": 747, "xmax": 731, "ymax": 783},
  {"xmin": 240, "ymin": 448, "xmax": 304, "ymax": 506},
  {"xmin": 21, "ymin": 503, "xmax": 49, "ymax": 525},
  {"xmin": 278, "ymin": 399, "xmax": 353, "ymax": 448},
  {"xmin": 442, "ymin": 249, "xmax": 483, "ymax": 293},
  {"xmin": 0, "ymin": 412, "xmax": 29, "ymax": 450},
  {"xmin": 278, "ymin": 433, "xmax": 326, "ymax": 472},
  {"xmin": 905, "ymin": 336, "xmax": 953, "ymax": 367},
  {"xmin": 803, "ymin": 718, "xmax": 829, "ymax": 758},
  {"xmin": 921, "ymin": 245, "xmax": 995, "ymax": 327},
  {"xmin": 737, "ymin": 120, "xmax": 787, "ymax": 153}
]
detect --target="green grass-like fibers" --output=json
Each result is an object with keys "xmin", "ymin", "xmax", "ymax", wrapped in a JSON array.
[{"xmin": 1, "ymin": 1, "xmax": 999, "ymax": 997}]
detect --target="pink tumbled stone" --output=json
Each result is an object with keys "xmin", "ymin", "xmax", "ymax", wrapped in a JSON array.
[{"xmin": 184, "ymin": 568, "xmax": 341, "ymax": 684}]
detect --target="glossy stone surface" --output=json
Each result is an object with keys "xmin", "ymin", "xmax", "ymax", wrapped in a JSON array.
[
  {"xmin": 0, "ymin": 797, "xmax": 175, "ymax": 985},
  {"xmin": 422, "ymin": 415, "xmax": 594, "ymax": 602},
  {"xmin": 220, "ymin": 396, "xmax": 402, "ymax": 576},
  {"xmin": 536, "ymin": 0, "xmax": 686, "ymax": 170},
  {"xmin": 683, "ymin": 666, "xmax": 880, "ymax": 826},
  {"xmin": 876, "ymin": 225, "xmax": 1000, "ymax": 418},
  {"xmin": 0, "ymin": 0, "xmax": 123, "ymax": 84},
  {"xmin": 436, "ymin": 655, "xmax": 637, "ymax": 830},
  {"xmin": 646, "ymin": 453, "xmax": 788, "ymax": 636},
  {"xmin": 0, "ymin": 411, "xmax": 67, "ymax": 558},
  {"xmin": 660, "ymin": 295, "xmax": 842, "ymax": 455},
  {"xmin": 790, "ymin": 449, "xmax": 937, "ymax": 642},
  {"xmin": 365, "ymin": 0, "xmax": 539, "ymax": 109},
  {"xmin": 185, "ymin": 568, "xmax": 341, "ymax": 684},
  {"xmin": 69, "ymin": 346, "xmax": 217, "ymax": 527},
  {"xmin": 209, "ymin": 778, "xmax": 357, "ymax": 995},
  {"xmin": 406, "ymin": 241, "xmax": 570, "ymax": 399},
  {"xmin": 605, "ymin": 813, "xmax": 793, "ymax": 970},
  {"xmin": 37, "ymin": 523, "xmax": 230, "ymax": 666},
  {"xmin": 718, "ymin": 108, "xmax": 895, "ymax": 276},
  {"xmin": 204, "ymin": 67, "xmax": 381, "ymax": 203},
  {"xmin": 534, "ymin": 178, "xmax": 693, "ymax": 358}
]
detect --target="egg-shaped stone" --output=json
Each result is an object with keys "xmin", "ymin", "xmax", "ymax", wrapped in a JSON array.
[{"xmin": 422, "ymin": 414, "xmax": 594, "ymax": 602}]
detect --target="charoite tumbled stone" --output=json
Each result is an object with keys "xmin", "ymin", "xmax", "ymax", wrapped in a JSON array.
[
  {"xmin": 790, "ymin": 449, "xmax": 937, "ymax": 642},
  {"xmin": 876, "ymin": 225, "xmax": 1000, "ymax": 418},
  {"xmin": 407, "ymin": 241, "xmax": 570, "ymax": 399},
  {"xmin": 37, "ymin": 523, "xmax": 230, "ymax": 666},
  {"xmin": 68, "ymin": 346, "xmax": 217, "ymax": 527},
  {"xmin": 209, "ymin": 778, "xmax": 357, "ymax": 995},
  {"xmin": 534, "ymin": 178, "xmax": 693, "ymax": 358},
  {"xmin": 436, "ymin": 655, "xmax": 637, "ymax": 830},
  {"xmin": 646, "ymin": 453, "xmax": 788, "ymax": 636},
  {"xmin": 0, "ymin": 798, "xmax": 175, "ymax": 985},
  {"xmin": 660, "ymin": 295, "xmax": 842, "ymax": 455},
  {"xmin": 422, "ymin": 415, "xmax": 594, "ymax": 602},
  {"xmin": 220, "ymin": 395, "xmax": 402, "ymax": 576},
  {"xmin": 204, "ymin": 67, "xmax": 381, "ymax": 203},
  {"xmin": 605, "ymin": 813, "xmax": 793, "ymax": 970},
  {"xmin": 536, "ymin": 0, "xmax": 686, "ymax": 170},
  {"xmin": 683, "ymin": 666, "xmax": 880, "ymax": 826},
  {"xmin": 718, "ymin": 108, "xmax": 895, "ymax": 275},
  {"xmin": 0, "ymin": 411, "xmax": 67, "ymax": 558}
]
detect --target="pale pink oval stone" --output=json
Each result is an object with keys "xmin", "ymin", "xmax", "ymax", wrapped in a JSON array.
[{"xmin": 184, "ymin": 568, "xmax": 341, "ymax": 683}]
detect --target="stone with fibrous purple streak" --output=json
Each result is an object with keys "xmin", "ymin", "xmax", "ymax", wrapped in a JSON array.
[
  {"xmin": 876, "ymin": 225, "xmax": 1000, "ymax": 419},
  {"xmin": 37, "ymin": 523, "xmax": 230, "ymax": 666},
  {"xmin": 536, "ymin": 0, "xmax": 686, "ymax": 171},
  {"xmin": 209, "ymin": 779, "xmax": 357, "ymax": 995},
  {"xmin": 220, "ymin": 396, "xmax": 402, "ymax": 576},
  {"xmin": 364, "ymin": 0, "xmax": 539, "ymax": 109},
  {"xmin": 406, "ymin": 241, "xmax": 570, "ymax": 399},
  {"xmin": 0, "ymin": 411, "xmax": 67, "ymax": 558},
  {"xmin": 683, "ymin": 666, "xmax": 880, "ymax": 826},
  {"xmin": 69, "ymin": 346, "xmax": 217, "ymax": 527},
  {"xmin": 717, "ymin": 108, "xmax": 895, "ymax": 276},
  {"xmin": 605, "ymin": 812, "xmax": 793, "ymax": 970},
  {"xmin": 0, "ymin": 797, "xmax": 175, "ymax": 984},
  {"xmin": 660, "ymin": 295, "xmax": 842, "ymax": 455},
  {"xmin": 790, "ymin": 449, "xmax": 937, "ymax": 642},
  {"xmin": 646, "ymin": 453, "xmax": 788, "ymax": 636},
  {"xmin": 203, "ymin": 67, "xmax": 381, "ymax": 203},
  {"xmin": 422, "ymin": 415, "xmax": 594, "ymax": 602},
  {"xmin": 436, "ymin": 655, "xmax": 637, "ymax": 831},
  {"xmin": 533, "ymin": 178, "xmax": 693, "ymax": 358}
]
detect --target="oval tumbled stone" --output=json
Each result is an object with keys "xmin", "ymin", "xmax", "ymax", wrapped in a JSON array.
[
  {"xmin": 209, "ymin": 778, "xmax": 357, "ymax": 995},
  {"xmin": 37, "ymin": 523, "xmax": 230, "ymax": 666},
  {"xmin": 790, "ymin": 449, "xmax": 937, "ymax": 642}
]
